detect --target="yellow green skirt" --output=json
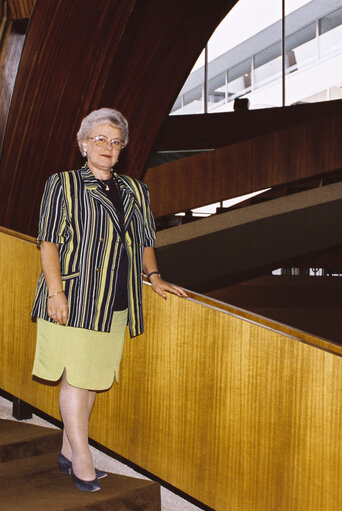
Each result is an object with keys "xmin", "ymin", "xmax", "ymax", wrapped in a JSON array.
[{"xmin": 32, "ymin": 309, "xmax": 128, "ymax": 390}]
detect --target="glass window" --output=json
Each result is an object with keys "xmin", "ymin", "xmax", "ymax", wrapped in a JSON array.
[
  {"xmin": 285, "ymin": 22, "xmax": 316, "ymax": 71},
  {"xmin": 170, "ymin": 50, "xmax": 205, "ymax": 115},
  {"xmin": 254, "ymin": 42, "xmax": 282, "ymax": 88},
  {"xmin": 208, "ymin": 72, "xmax": 226, "ymax": 111},
  {"xmin": 319, "ymin": 7, "xmax": 342, "ymax": 35},
  {"xmin": 182, "ymin": 85, "xmax": 204, "ymax": 114},
  {"xmin": 227, "ymin": 59, "xmax": 252, "ymax": 99},
  {"xmin": 170, "ymin": 0, "xmax": 342, "ymax": 115},
  {"xmin": 319, "ymin": 7, "xmax": 342, "ymax": 59},
  {"xmin": 285, "ymin": 3, "xmax": 342, "ymax": 105}
]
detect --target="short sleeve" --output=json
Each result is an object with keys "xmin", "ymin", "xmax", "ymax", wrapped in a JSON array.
[
  {"xmin": 37, "ymin": 173, "xmax": 67, "ymax": 244},
  {"xmin": 141, "ymin": 183, "xmax": 156, "ymax": 247}
]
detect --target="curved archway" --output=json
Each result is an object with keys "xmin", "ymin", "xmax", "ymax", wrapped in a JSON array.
[{"xmin": 0, "ymin": 0, "xmax": 234, "ymax": 235}]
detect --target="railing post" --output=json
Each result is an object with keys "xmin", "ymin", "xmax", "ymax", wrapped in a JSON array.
[{"xmin": 12, "ymin": 397, "xmax": 33, "ymax": 420}]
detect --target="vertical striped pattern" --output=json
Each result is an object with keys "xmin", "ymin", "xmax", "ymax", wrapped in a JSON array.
[{"xmin": 31, "ymin": 166, "xmax": 156, "ymax": 337}]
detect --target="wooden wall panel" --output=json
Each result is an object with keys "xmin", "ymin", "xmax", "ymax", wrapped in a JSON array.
[
  {"xmin": 153, "ymin": 100, "xmax": 342, "ymax": 151},
  {"xmin": 145, "ymin": 111, "xmax": 342, "ymax": 217},
  {"xmin": 1, "ymin": 228, "xmax": 342, "ymax": 510},
  {"xmin": 96, "ymin": 0, "xmax": 233, "ymax": 176},
  {"xmin": 0, "ymin": 21, "xmax": 26, "ymax": 150},
  {"xmin": 7, "ymin": 0, "xmax": 35, "ymax": 19},
  {"xmin": 0, "ymin": 0, "xmax": 136, "ymax": 234},
  {"xmin": 206, "ymin": 274, "xmax": 342, "ymax": 346},
  {"xmin": 0, "ymin": 0, "xmax": 233, "ymax": 236}
]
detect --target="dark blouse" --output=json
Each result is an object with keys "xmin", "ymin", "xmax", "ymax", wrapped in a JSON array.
[{"xmin": 98, "ymin": 176, "xmax": 128, "ymax": 311}]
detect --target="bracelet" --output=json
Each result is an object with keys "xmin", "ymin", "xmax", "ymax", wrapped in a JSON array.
[
  {"xmin": 48, "ymin": 290, "xmax": 64, "ymax": 300},
  {"xmin": 147, "ymin": 271, "xmax": 161, "ymax": 282}
]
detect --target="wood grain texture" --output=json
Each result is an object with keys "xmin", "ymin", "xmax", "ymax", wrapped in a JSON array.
[
  {"xmin": 145, "ymin": 109, "xmax": 342, "ymax": 217},
  {"xmin": 1, "ymin": 228, "xmax": 341, "ymax": 510},
  {"xmin": 0, "ymin": 0, "xmax": 233, "ymax": 236},
  {"xmin": 0, "ymin": 20, "xmax": 26, "ymax": 151},
  {"xmin": 205, "ymin": 275, "xmax": 342, "ymax": 346},
  {"xmin": 153, "ymin": 100, "xmax": 342, "ymax": 151},
  {"xmin": 7, "ymin": 0, "xmax": 35, "ymax": 19}
]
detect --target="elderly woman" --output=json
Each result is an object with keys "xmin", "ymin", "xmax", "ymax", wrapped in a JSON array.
[{"xmin": 31, "ymin": 107, "xmax": 186, "ymax": 492}]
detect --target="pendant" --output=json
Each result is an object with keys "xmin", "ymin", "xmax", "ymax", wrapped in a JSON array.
[{"xmin": 105, "ymin": 185, "xmax": 109, "ymax": 191}]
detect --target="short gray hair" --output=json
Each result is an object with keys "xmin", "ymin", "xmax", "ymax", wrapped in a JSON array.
[{"xmin": 77, "ymin": 107, "xmax": 129, "ymax": 156}]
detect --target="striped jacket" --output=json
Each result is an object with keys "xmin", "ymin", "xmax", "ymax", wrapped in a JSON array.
[{"xmin": 31, "ymin": 166, "xmax": 156, "ymax": 337}]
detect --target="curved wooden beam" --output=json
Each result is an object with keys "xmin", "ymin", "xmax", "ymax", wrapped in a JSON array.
[
  {"xmin": 0, "ymin": 0, "xmax": 233, "ymax": 236},
  {"xmin": 153, "ymin": 100, "xmax": 342, "ymax": 151},
  {"xmin": 145, "ymin": 108, "xmax": 342, "ymax": 218},
  {"xmin": 155, "ymin": 182, "xmax": 342, "ymax": 291}
]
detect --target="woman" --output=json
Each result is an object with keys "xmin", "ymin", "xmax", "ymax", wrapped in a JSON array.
[{"xmin": 31, "ymin": 107, "xmax": 187, "ymax": 492}]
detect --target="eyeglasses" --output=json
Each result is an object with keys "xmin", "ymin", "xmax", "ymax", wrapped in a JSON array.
[{"xmin": 89, "ymin": 135, "xmax": 125, "ymax": 150}]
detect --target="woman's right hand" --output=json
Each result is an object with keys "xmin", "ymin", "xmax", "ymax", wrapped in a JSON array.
[
  {"xmin": 40, "ymin": 242, "xmax": 68, "ymax": 325},
  {"xmin": 47, "ymin": 291, "xmax": 68, "ymax": 325}
]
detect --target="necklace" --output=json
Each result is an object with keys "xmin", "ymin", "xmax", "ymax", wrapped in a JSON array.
[
  {"xmin": 97, "ymin": 175, "xmax": 122, "ymax": 198},
  {"xmin": 98, "ymin": 177, "xmax": 111, "ymax": 191}
]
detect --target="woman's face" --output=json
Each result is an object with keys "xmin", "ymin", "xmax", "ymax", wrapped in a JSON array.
[{"xmin": 82, "ymin": 123, "xmax": 123, "ymax": 175}]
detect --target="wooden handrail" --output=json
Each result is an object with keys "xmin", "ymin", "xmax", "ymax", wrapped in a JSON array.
[
  {"xmin": 187, "ymin": 291, "xmax": 342, "ymax": 357},
  {"xmin": 1, "ymin": 225, "xmax": 341, "ymax": 357},
  {"xmin": 1, "ymin": 228, "xmax": 341, "ymax": 510},
  {"xmin": 0, "ymin": 225, "xmax": 36, "ymax": 243}
]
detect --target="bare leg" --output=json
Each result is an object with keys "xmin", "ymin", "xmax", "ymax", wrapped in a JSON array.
[
  {"xmin": 59, "ymin": 370, "xmax": 96, "ymax": 480},
  {"xmin": 61, "ymin": 388, "xmax": 96, "ymax": 461}
]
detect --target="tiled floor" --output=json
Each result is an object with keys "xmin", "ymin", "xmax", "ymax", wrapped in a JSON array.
[{"xmin": 0, "ymin": 396, "xmax": 201, "ymax": 511}]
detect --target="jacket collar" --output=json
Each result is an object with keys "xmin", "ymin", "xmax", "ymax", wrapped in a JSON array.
[
  {"xmin": 80, "ymin": 165, "xmax": 136, "ymax": 236},
  {"xmin": 80, "ymin": 164, "xmax": 98, "ymax": 189},
  {"xmin": 80, "ymin": 165, "xmax": 134, "ymax": 195}
]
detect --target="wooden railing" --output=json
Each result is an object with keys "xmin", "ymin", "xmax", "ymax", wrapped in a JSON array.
[{"xmin": 0, "ymin": 227, "xmax": 341, "ymax": 511}]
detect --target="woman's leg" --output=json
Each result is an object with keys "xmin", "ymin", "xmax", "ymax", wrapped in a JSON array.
[
  {"xmin": 60, "ymin": 388, "xmax": 96, "ymax": 460},
  {"xmin": 59, "ymin": 370, "xmax": 97, "ymax": 480}
]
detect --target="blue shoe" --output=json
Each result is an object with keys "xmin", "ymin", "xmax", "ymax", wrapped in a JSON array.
[
  {"xmin": 58, "ymin": 453, "xmax": 108, "ymax": 479},
  {"xmin": 71, "ymin": 469, "xmax": 101, "ymax": 492}
]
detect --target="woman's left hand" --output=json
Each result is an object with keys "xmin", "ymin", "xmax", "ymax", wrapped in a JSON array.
[{"xmin": 150, "ymin": 275, "xmax": 188, "ymax": 300}]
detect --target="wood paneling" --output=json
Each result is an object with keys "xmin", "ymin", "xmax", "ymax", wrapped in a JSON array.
[
  {"xmin": 1, "ymin": 228, "xmax": 342, "ymax": 510},
  {"xmin": 206, "ymin": 274, "xmax": 342, "ymax": 345},
  {"xmin": 153, "ymin": 100, "xmax": 342, "ymax": 151},
  {"xmin": 7, "ymin": 0, "xmax": 35, "ymax": 19},
  {"xmin": 0, "ymin": 0, "xmax": 136, "ymax": 235},
  {"xmin": 296, "ymin": 245, "xmax": 342, "ymax": 268},
  {"xmin": 0, "ymin": 20, "xmax": 26, "ymax": 150},
  {"xmin": 145, "ymin": 110, "xmax": 342, "ymax": 217},
  {"xmin": 0, "ymin": 0, "xmax": 233, "ymax": 236}
]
